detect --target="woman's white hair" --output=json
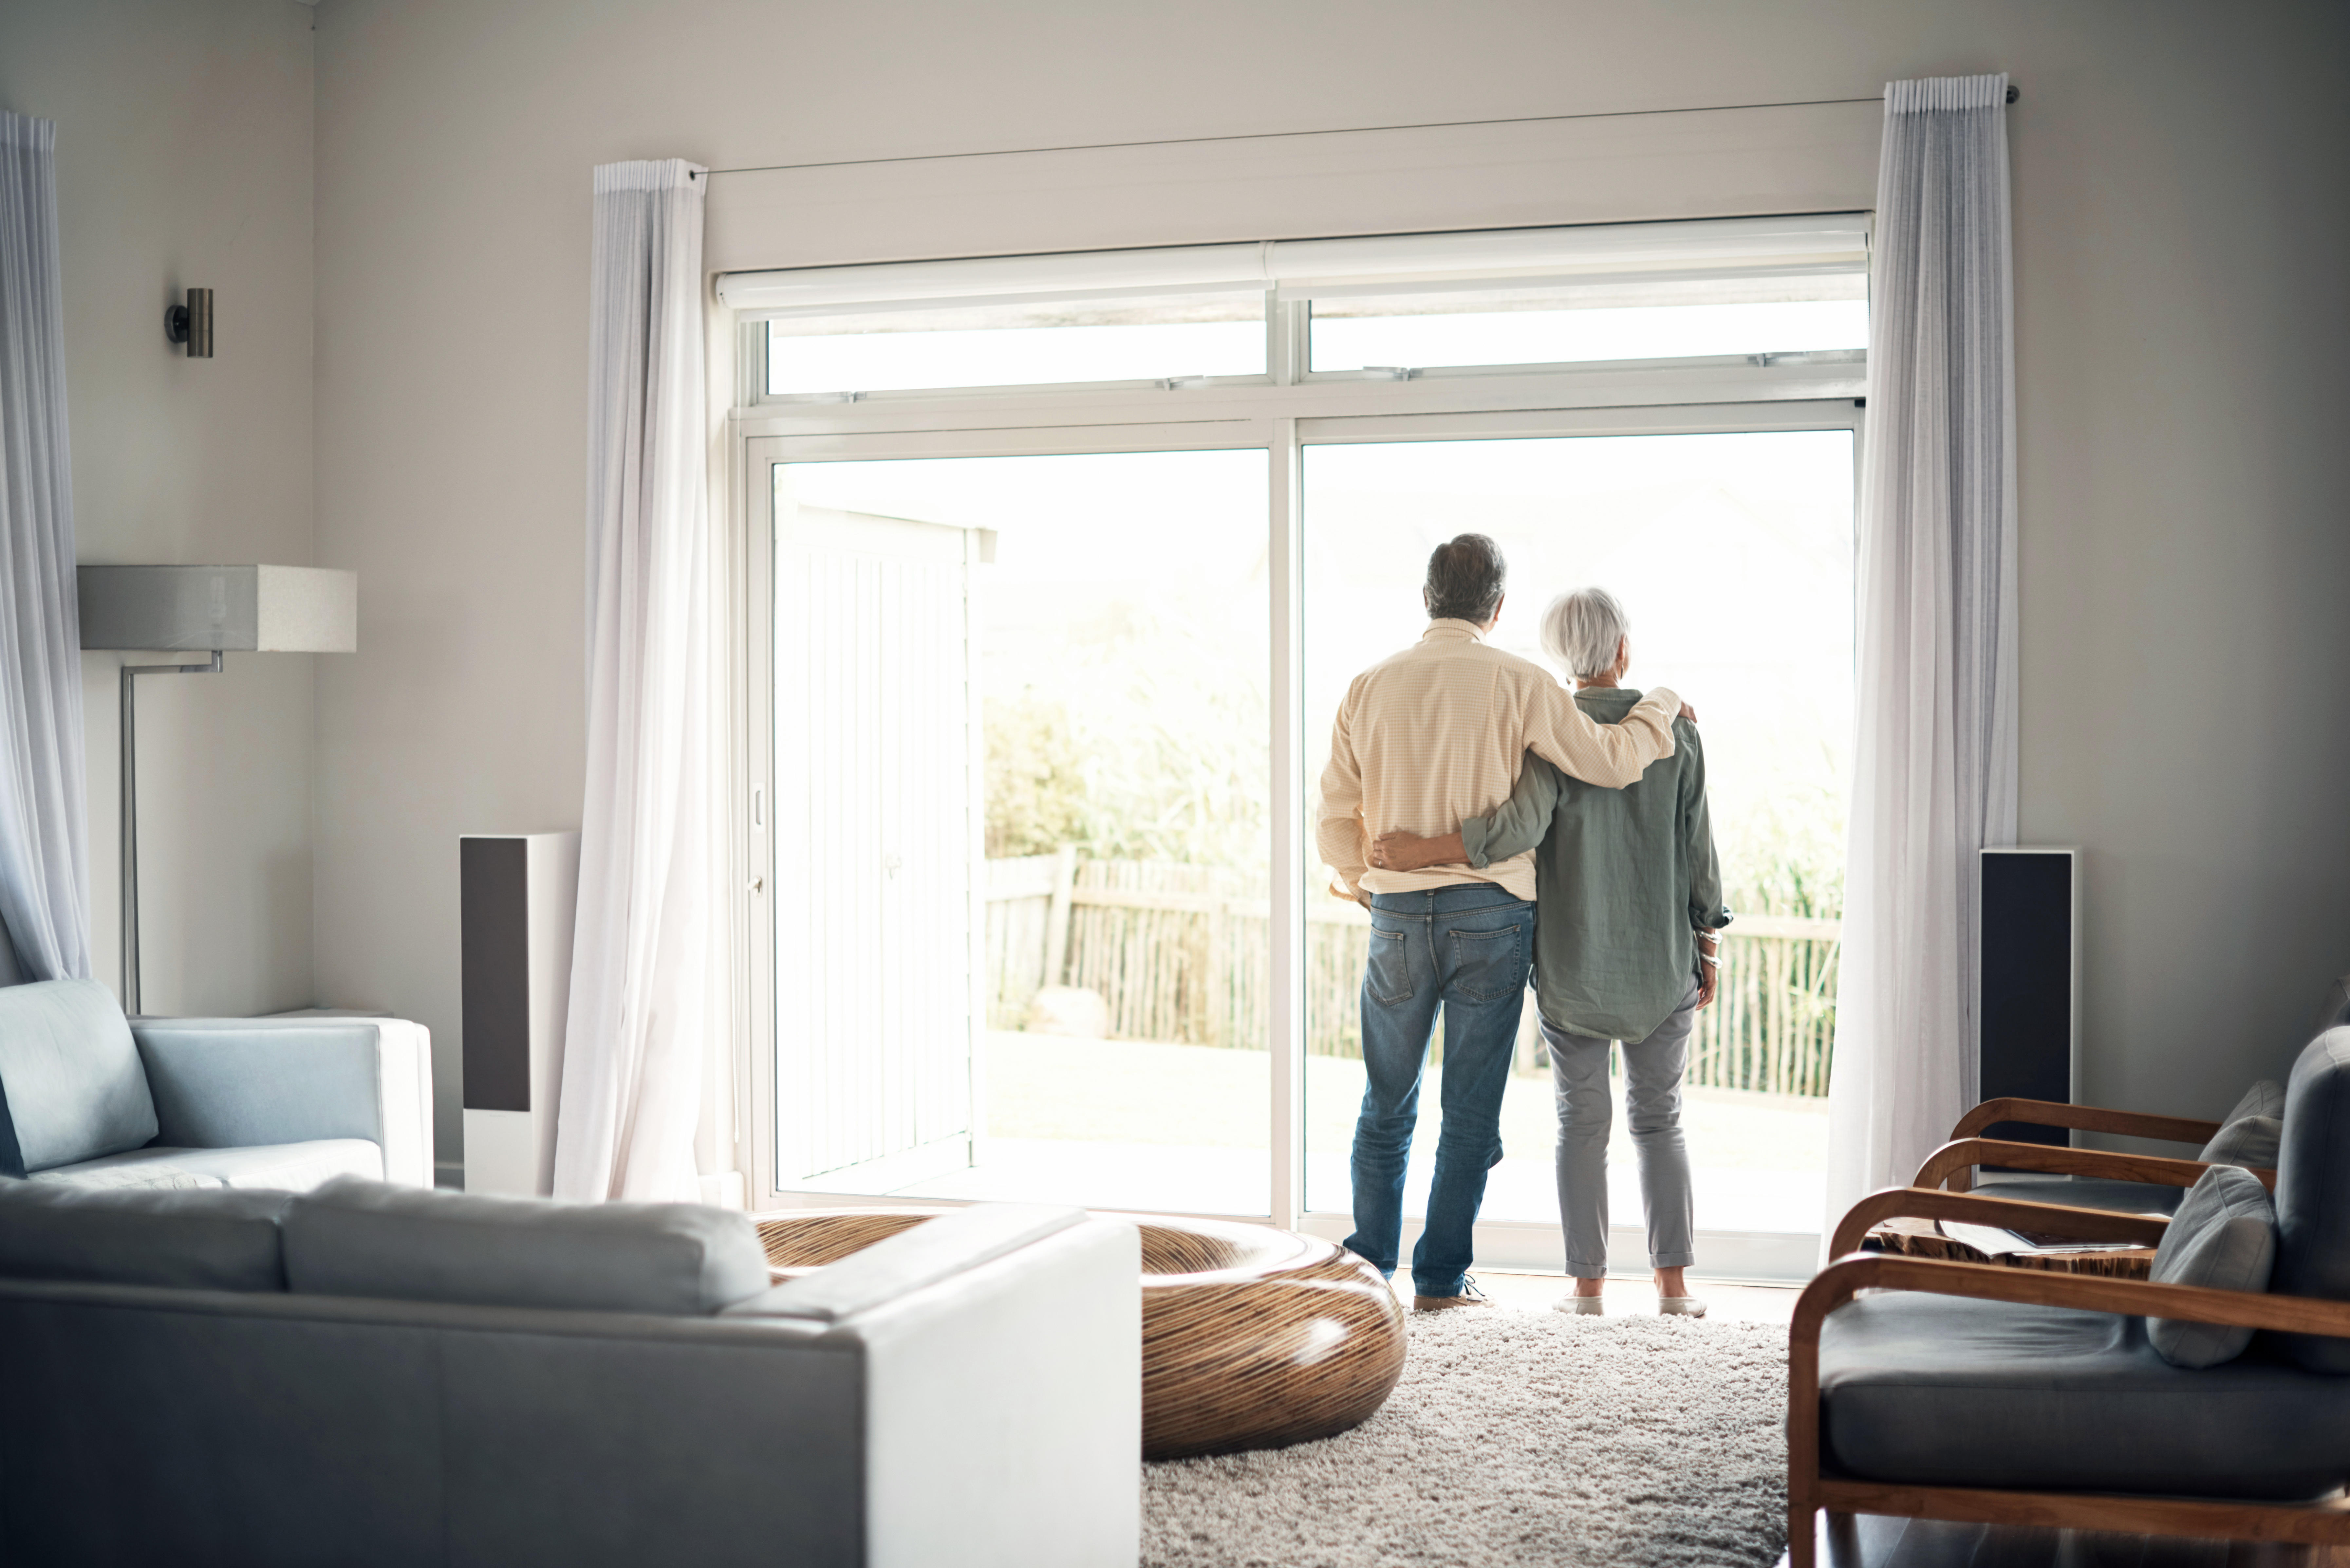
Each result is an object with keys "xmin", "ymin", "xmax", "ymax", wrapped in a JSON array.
[{"xmin": 1540, "ymin": 587, "xmax": 1630, "ymax": 679}]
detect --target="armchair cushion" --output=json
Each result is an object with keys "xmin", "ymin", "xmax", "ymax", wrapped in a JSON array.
[
  {"xmin": 2198, "ymin": 1114, "xmax": 2282, "ymax": 1171},
  {"xmin": 1817, "ymin": 1292, "xmax": 2350, "ymax": 1500},
  {"xmin": 1971, "ymin": 1174, "xmax": 2183, "ymax": 1215},
  {"xmin": 2270, "ymin": 1027, "xmax": 2350, "ymax": 1371},
  {"xmin": 282, "ymin": 1177, "xmax": 769, "ymax": 1316},
  {"xmin": 0, "ymin": 1181, "xmax": 290, "ymax": 1291},
  {"xmin": 0, "ymin": 980, "xmax": 158, "ymax": 1176},
  {"xmin": 28, "ymin": 1139, "xmax": 382, "ymax": 1193},
  {"xmin": 2145, "ymin": 1166, "xmax": 2275, "ymax": 1367}
]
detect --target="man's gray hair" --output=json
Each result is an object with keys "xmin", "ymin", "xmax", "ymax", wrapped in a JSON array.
[
  {"xmin": 1541, "ymin": 587, "xmax": 1630, "ymax": 679},
  {"xmin": 1423, "ymin": 534, "xmax": 1507, "ymax": 624}
]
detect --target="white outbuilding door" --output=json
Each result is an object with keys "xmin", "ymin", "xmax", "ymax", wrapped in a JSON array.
[{"xmin": 772, "ymin": 502, "xmax": 986, "ymax": 1190}]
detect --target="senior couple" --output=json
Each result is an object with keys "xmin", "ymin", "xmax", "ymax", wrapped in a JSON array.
[{"xmin": 1317, "ymin": 533, "xmax": 1729, "ymax": 1316}]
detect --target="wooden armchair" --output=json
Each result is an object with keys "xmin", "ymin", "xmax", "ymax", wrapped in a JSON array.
[{"xmin": 1790, "ymin": 1186, "xmax": 2350, "ymax": 1567}]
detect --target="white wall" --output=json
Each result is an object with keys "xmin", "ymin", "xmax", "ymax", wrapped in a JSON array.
[
  {"xmin": 310, "ymin": 0, "xmax": 2350, "ymax": 1169},
  {"xmin": 0, "ymin": 0, "xmax": 319, "ymax": 1017}
]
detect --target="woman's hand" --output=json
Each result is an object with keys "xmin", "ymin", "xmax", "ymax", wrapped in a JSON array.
[
  {"xmin": 1371, "ymin": 829, "xmax": 1463, "ymax": 872},
  {"xmin": 1695, "ymin": 931, "xmax": 1720, "ymax": 1007}
]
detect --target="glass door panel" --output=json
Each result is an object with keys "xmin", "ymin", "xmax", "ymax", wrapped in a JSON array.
[
  {"xmin": 1301, "ymin": 431, "xmax": 1854, "ymax": 1239},
  {"xmin": 774, "ymin": 449, "xmax": 1272, "ymax": 1215}
]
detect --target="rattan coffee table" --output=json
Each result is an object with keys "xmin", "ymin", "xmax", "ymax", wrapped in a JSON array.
[{"xmin": 756, "ymin": 1209, "xmax": 1406, "ymax": 1459}]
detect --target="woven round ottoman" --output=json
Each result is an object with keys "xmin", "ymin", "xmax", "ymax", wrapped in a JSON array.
[{"xmin": 756, "ymin": 1209, "xmax": 1406, "ymax": 1460}]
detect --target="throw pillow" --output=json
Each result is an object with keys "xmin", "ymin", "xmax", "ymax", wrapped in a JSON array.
[
  {"xmin": 2221, "ymin": 1079, "xmax": 2286, "ymax": 1125},
  {"xmin": 0, "ymin": 980, "xmax": 159, "ymax": 1174},
  {"xmin": 2199, "ymin": 1114, "xmax": 2282, "ymax": 1171},
  {"xmin": 2147, "ymin": 1164, "xmax": 2276, "ymax": 1369}
]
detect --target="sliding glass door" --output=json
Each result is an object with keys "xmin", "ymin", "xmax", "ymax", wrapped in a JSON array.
[
  {"xmin": 1299, "ymin": 427, "xmax": 1855, "ymax": 1255},
  {"xmin": 767, "ymin": 448, "xmax": 1273, "ymax": 1216},
  {"xmin": 731, "ymin": 213, "xmax": 1870, "ymax": 1270}
]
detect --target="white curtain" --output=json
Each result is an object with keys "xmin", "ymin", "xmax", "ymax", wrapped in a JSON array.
[
  {"xmin": 1824, "ymin": 75, "xmax": 2020, "ymax": 1232},
  {"xmin": 0, "ymin": 113, "xmax": 93, "ymax": 987},
  {"xmin": 553, "ymin": 159, "xmax": 713, "ymax": 1202}
]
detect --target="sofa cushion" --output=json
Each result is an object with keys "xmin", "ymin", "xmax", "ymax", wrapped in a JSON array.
[
  {"xmin": 1818, "ymin": 1292, "xmax": 2350, "ymax": 1500},
  {"xmin": 282, "ymin": 1176, "xmax": 770, "ymax": 1316},
  {"xmin": 0, "ymin": 1180, "xmax": 291, "ymax": 1291},
  {"xmin": 2269, "ymin": 1027, "xmax": 2350, "ymax": 1372},
  {"xmin": 0, "ymin": 980, "xmax": 159, "ymax": 1175},
  {"xmin": 29, "ymin": 1139, "xmax": 382, "ymax": 1193},
  {"xmin": 2145, "ymin": 1166, "xmax": 2276, "ymax": 1368},
  {"xmin": 2199, "ymin": 1115, "xmax": 2283, "ymax": 1171}
]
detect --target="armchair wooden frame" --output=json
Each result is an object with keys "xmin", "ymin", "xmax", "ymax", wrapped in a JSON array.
[
  {"xmin": 1790, "ymin": 1188, "xmax": 2350, "ymax": 1568},
  {"xmin": 1934, "ymin": 1097, "xmax": 2226, "ymax": 1192}
]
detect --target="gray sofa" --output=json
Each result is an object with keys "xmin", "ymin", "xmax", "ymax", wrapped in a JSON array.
[
  {"xmin": 0, "ymin": 1176, "xmax": 1142, "ymax": 1566},
  {"xmin": 0, "ymin": 978, "xmax": 430, "ymax": 1190}
]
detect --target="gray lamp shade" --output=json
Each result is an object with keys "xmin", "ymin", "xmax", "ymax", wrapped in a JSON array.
[{"xmin": 78, "ymin": 565, "xmax": 357, "ymax": 653}]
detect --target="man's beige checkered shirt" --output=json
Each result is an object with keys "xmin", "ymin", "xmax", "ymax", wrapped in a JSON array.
[{"xmin": 1315, "ymin": 619, "xmax": 1680, "ymax": 902}]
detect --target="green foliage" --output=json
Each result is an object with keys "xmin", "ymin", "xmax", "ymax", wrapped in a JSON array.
[
  {"xmin": 984, "ymin": 694, "xmax": 1090, "ymax": 859},
  {"xmin": 984, "ymin": 602, "xmax": 1267, "ymax": 874},
  {"xmin": 1718, "ymin": 783, "xmax": 1845, "ymax": 920}
]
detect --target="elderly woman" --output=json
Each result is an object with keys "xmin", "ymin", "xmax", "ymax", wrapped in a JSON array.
[{"xmin": 1371, "ymin": 587, "xmax": 1729, "ymax": 1316}]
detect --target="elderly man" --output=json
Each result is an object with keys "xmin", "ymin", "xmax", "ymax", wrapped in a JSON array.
[
  {"xmin": 1316, "ymin": 538, "xmax": 1685, "ymax": 1310},
  {"xmin": 1374, "ymin": 586, "xmax": 1729, "ymax": 1316}
]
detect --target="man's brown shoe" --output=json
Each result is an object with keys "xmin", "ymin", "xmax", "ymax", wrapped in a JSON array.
[{"xmin": 1411, "ymin": 1276, "xmax": 1492, "ymax": 1311}]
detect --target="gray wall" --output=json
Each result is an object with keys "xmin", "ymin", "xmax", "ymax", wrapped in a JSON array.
[
  {"xmin": 13, "ymin": 0, "xmax": 2346, "ymax": 1169},
  {"xmin": 310, "ymin": 0, "xmax": 2350, "ymax": 1168},
  {"xmin": 0, "ymin": 0, "xmax": 320, "ymax": 1017}
]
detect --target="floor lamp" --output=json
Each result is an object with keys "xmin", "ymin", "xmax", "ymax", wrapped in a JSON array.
[{"xmin": 78, "ymin": 565, "xmax": 358, "ymax": 1016}]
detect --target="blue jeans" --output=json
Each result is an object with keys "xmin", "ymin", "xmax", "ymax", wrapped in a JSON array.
[{"xmin": 1343, "ymin": 882, "xmax": 1536, "ymax": 1299}]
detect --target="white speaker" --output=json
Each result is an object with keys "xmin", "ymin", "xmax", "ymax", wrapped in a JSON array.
[{"xmin": 460, "ymin": 832, "xmax": 580, "ymax": 1195}]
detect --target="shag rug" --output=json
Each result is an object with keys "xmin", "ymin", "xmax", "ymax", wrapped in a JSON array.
[{"xmin": 1143, "ymin": 1308, "xmax": 1789, "ymax": 1568}]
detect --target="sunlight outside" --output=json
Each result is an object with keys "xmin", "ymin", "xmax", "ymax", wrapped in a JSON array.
[
  {"xmin": 1302, "ymin": 432, "xmax": 1854, "ymax": 1241},
  {"xmin": 774, "ymin": 450, "xmax": 1272, "ymax": 1214},
  {"xmin": 1309, "ymin": 276, "xmax": 1867, "ymax": 372},
  {"xmin": 768, "ymin": 294, "xmax": 1264, "ymax": 395}
]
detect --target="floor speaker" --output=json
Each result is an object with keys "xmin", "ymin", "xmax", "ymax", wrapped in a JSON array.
[
  {"xmin": 460, "ymin": 832, "xmax": 580, "ymax": 1195},
  {"xmin": 1978, "ymin": 846, "xmax": 2081, "ymax": 1148}
]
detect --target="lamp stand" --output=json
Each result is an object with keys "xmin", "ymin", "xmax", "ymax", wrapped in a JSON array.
[{"xmin": 119, "ymin": 651, "xmax": 222, "ymax": 1016}]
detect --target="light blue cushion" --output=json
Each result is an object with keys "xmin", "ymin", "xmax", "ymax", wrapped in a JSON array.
[
  {"xmin": 0, "ymin": 980, "xmax": 158, "ymax": 1175},
  {"xmin": 29, "ymin": 1139, "xmax": 382, "ymax": 1193},
  {"xmin": 2145, "ymin": 1165, "xmax": 2276, "ymax": 1368},
  {"xmin": 282, "ymin": 1176, "xmax": 771, "ymax": 1316}
]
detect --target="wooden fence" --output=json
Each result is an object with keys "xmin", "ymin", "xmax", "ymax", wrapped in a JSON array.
[{"xmin": 984, "ymin": 852, "xmax": 1840, "ymax": 1096}]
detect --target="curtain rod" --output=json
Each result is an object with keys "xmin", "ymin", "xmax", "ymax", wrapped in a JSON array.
[{"xmin": 704, "ymin": 84, "xmax": 2017, "ymax": 180}]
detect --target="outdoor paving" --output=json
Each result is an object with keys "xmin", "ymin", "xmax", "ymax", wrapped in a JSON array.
[{"xmin": 888, "ymin": 1031, "xmax": 1828, "ymax": 1237}]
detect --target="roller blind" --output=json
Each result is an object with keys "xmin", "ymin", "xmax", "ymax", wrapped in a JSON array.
[{"xmin": 715, "ymin": 213, "xmax": 1870, "ymax": 318}]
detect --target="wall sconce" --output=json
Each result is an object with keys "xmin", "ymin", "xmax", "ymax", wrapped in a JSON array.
[{"xmin": 164, "ymin": 287, "xmax": 213, "ymax": 358}]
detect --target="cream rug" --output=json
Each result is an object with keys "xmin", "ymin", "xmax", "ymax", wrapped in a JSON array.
[{"xmin": 1144, "ymin": 1308, "xmax": 1789, "ymax": 1568}]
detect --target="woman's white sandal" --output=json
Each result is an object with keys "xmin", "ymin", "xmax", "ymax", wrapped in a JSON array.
[
  {"xmin": 1657, "ymin": 1296, "xmax": 1708, "ymax": 1317},
  {"xmin": 1554, "ymin": 1294, "xmax": 1606, "ymax": 1315}
]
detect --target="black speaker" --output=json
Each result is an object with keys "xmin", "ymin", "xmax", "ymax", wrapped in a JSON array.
[{"xmin": 1978, "ymin": 847, "xmax": 2080, "ymax": 1148}]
